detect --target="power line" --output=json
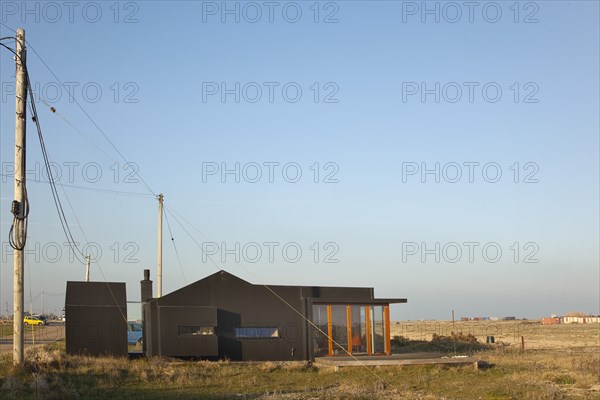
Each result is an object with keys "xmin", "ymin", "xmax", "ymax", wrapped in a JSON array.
[
  {"xmin": 1, "ymin": 36, "xmax": 128, "ymax": 323},
  {"xmin": 40, "ymin": 182, "xmax": 154, "ymax": 198},
  {"xmin": 26, "ymin": 75, "xmax": 128, "ymax": 323},
  {"xmin": 0, "ymin": 174, "xmax": 155, "ymax": 198},
  {"xmin": 0, "ymin": 41, "xmax": 18, "ymax": 57},
  {"xmin": 27, "ymin": 76, "xmax": 86, "ymax": 264},
  {"xmin": 6, "ymin": 37, "xmax": 29, "ymax": 253},
  {"xmin": 3, "ymin": 37, "xmax": 148, "ymax": 263},
  {"xmin": 162, "ymin": 205, "xmax": 220, "ymax": 273},
  {"xmin": 2, "ymin": 37, "xmax": 83, "ymax": 261},
  {"xmin": 25, "ymin": 42, "xmax": 157, "ymax": 197},
  {"xmin": 164, "ymin": 206, "xmax": 214, "ymax": 242},
  {"xmin": 2, "ymin": 23, "xmax": 156, "ymax": 197},
  {"xmin": 37, "ymin": 95, "xmax": 127, "ymax": 163},
  {"xmin": 163, "ymin": 209, "xmax": 187, "ymax": 284}
]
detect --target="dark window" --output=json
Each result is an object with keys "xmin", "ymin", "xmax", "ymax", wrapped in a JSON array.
[
  {"xmin": 178, "ymin": 326, "xmax": 214, "ymax": 336},
  {"xmin": 235, "ymin": 327, "xmax": 280, "ymax": 338}
]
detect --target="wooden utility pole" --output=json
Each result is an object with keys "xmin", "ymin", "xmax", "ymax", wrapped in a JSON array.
[
  {"xmin": 85, "ymin": 255, "xmax": 91, "ymax": 282},
  {"xmin": 157, "ymin": 193, "xmax": 163, "ymax": 297},
  {"xmin": 13, "ymin": 28, "xmax": 27, "ymax": 366}
]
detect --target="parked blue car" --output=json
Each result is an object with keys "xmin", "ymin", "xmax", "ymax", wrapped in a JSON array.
[{"xmin": 127, "ymin": 322, "xmax": 143, "ymax": 345}]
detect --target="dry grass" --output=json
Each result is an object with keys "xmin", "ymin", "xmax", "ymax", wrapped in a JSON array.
[
  {"xmin": 0, "ymin": 321, "xmax": 598, "ymax": 399},
  {"xmin": 391, "ymin": 320, "xmax": 600, "ymax": 350}
]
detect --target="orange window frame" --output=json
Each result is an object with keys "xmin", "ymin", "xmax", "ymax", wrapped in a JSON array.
[
  {"xmin": 346, "ymin": 305, "xmax": 352, "ymax": 354},
  {"xmin": 322, "ymin": 303, "xmax": 390, "ymax": 357}
]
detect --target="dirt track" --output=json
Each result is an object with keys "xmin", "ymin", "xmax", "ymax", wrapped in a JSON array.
[{"xmin": 0, "ymin": 322, "xmax": 65, "ymax": 354}]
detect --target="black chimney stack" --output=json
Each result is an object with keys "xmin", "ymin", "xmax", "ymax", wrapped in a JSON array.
[{"xmin": 141, "ymin": 269, "xmax": 153, "ymax": 302}]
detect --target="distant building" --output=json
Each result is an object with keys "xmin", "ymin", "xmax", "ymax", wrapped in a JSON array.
[
  {"xmin": 561, "ymin": 315, "xmax": 600, "ymax": 324},
  {"xmin": 541, "ymin": 317, "xmax": 560, "ymax": 325},
  {"xmin": 540, "ymin": 314, "xmax": 600, "ymax": 325}
]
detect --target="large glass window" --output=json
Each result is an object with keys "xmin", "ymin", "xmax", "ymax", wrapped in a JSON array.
[
  {"xmin": 312, "ymin": 305, "xmax": 329, "ymax": 356},
  {"xmin": 349, "ymin": 305, "xmax": 367, "ymax": 354},
  {"xmin": 330, "ymin": 305, "xmax": 348, "ymax": 355},
  {"xmin": 312, "ymin": 303, "xmax": 390, "ymax": 357},
  {"xmin": 178, "ymin": 326, "xmax": 214, "ymax": 336},
  {"xmin": 370, "ymin": 305, "xmax": 385, "ymax": 354},
  {"xmin": 234, "ymin": 327, "xmax": 279, "ymax": 338}
]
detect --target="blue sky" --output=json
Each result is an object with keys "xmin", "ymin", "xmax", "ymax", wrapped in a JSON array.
[{"xmin": 0, "ymin": 1, "xmax": 598, "ymax": 320}]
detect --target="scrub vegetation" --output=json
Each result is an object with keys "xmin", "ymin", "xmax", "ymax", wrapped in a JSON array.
[{"xmin": 0, "ymin": 321, "xmax": 598, "ymax": 399}]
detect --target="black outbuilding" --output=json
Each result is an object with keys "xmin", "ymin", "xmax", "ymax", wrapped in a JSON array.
[
  {"xmin": 142, "ymin": 270, "xmax": 406, "ymax": 361},
  {"xmin": 65, "ymin": 281, "xmax": 128, "ymax": 356}
]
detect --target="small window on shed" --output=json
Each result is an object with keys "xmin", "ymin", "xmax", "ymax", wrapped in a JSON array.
[
  {"xmin": 235, "ymin": 327, "xmax": 280, "ymax": 338},
  {"xmin": 178, "ymin": 326, "xmax": 214, "ymax": 336}
]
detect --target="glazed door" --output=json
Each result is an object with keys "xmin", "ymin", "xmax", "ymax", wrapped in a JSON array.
[
  {"xmin": 349, "ymin": 305, "xmax": 368, "ymax": 354},
  {"xmin": 370, "ymin": 305, "xmax": 386, "ymax": 354},
  {"xmin": 330, "ymin": 305, "xmax": 348, "ymax": 355},
  {"xmin": 312, "ymin": 303, "xmax": 389, "ymax": 357},
  {"xmin": 312, "ymin": 304, "xmax": 329, "ymax": 356}
]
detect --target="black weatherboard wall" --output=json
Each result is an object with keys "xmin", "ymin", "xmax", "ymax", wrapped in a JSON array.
[
  {"xmin": 144, "ymin": 271, "xmax": 313, "ymax": 360},
  {"xmin": 65, "ymin": 281, "xmax": 128, "ymax": 356},
  {"xmin": 143, "ymin": 270, "xmax": 406, "ymax": 361}
]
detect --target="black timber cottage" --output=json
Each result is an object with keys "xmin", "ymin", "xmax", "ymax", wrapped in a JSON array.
[{"xmin": 142, "ymin": 270, "xmax": 406, "ymax": 361}]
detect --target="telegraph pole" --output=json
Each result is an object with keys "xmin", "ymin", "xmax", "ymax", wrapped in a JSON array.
[
  {"xmin": 13, "ymin": 28, "xmax": 27, "ymax": 366},
  {"xmin": 157, "ymin": 193, "xmax": 163, "ymax": 297}
]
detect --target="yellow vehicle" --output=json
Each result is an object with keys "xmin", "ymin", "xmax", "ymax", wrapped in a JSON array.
[{"xmin": 23, "ymin": 316, "xmax": 45, "ymax": 326}]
